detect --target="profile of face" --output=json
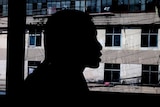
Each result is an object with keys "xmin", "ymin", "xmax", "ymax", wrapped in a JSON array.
[
  {"xmin": 78, "ymin": 23, "xmax": 102, "ymax": 68},
  {"xmin": 83, "ymin": 32, "xmax": 102, "ymax": 68},
  {"xmin": 44, "ymin": 9, "xmax": 102, "ymax": 68}
]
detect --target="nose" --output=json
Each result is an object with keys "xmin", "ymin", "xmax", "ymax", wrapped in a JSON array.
[
  {"xmin": 99, "ymin": 43, "xmax": 102, "ymax": 50},
  {"xmin": 97, "ymin": 41, "xmax": 102, "ymax": 51}
]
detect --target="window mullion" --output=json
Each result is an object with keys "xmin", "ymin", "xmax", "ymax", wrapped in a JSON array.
[
  {"xmin": 35, "ymin": 32, "xmax": 37, "ymax": 46},
  {"xmin": 112, "ymin": 28, "xmax": 114, "ymax": 46},
  {"xmin": 148, "ymin": 32, "xmax": 150, "ymax": 47}
]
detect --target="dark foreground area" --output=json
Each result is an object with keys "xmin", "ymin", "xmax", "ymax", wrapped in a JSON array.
[
  {"xmin": 91, "ymin": 91, "xmax": 160, "ymax": 98},
  {"xmin": 0, "ymin": 91, "xmax": 159, "ymax": 105}
]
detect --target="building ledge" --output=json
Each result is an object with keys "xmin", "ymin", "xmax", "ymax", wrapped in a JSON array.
[{"xmin": 89, "ymin": 12, "xmax": 114, "ymax": 16}]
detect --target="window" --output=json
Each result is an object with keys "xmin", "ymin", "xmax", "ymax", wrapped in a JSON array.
[
  {"xmin": 28, "ymin": 61, "xmax": 41, "ymax": 75},
  {"xmin": 141, "ymin": 28, "xmax": 158, "ymax": 47},
  {"xmin": 129, "ymin": 0, "xmax": 142, "ymax": 12},
  {"xmin": 29, "ymin": 29, "xmax": 42, "ymax": 47},
  {"xmin": 142, "ymin": 65, "xmax": 159, "ymax": 85},
  {"xmin": 105, "ymin": 27, "xmax": 121, "ymax": 47},
  {"xmin": 0, "ymin": 5, "xmax": 2, "ymax": 16},
  {"xmin": 33, "ymin": 2, "xmax": 37, "ymax": 10},
  {"xmin": 101, "ymin": 0, "xmax": 112, "ymax": 12},
  {"xmin": 106, "ymin": 0, "xmax": 155, "ymax": 13},
  {"xmin": 145, "ymin": 0, "xmax": 155, "ymax": 12},
  {"xmin": 104, "ymin": 63, "xmax": 120, "ymax": 82},
  {"xmin": 75, "ymin": 0, "xmax": 85, "ymax": 12},
  {"xmin": 85, "ymin": 0, "xmax": 101, "ymax": 13}
]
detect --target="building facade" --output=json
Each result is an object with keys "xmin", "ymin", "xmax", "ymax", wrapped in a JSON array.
[{"xmin": 0, "ymin": 0, "xmax": 160, "ymax": 88}]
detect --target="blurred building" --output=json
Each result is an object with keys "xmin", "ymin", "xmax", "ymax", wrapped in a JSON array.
[{"xmin": 0, "ymin": 0, "xmax": 160, "ymax": 87}]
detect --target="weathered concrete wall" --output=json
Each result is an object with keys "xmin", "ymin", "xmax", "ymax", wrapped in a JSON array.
[
  {"xmin": 0, "ymin": 34, "xmax": 7, "ymax": 49},
  {"xmin": 84, "ymin": 27, "xmax": 160, "ymax": 83},
  {"xmin": 93, "ymin": 12, "xmax": 160, "ymax": 25},
  {"xmin": 0, "ymin": 60, "xmax": 6, "ymax": 80},
  {"xmin": 83, "ymin": 63, "xmax": 104, "ymax": 83}
]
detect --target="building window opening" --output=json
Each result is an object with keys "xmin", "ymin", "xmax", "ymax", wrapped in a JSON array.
[
  {"xmin": 29, "ymin": 29, "xmax": 42, "ymax": 47},
  {"xmin": 104, "ymin": 63, "xmax": 120, "ymax": 83},
  {"xmin": 142, "ymin": 64, "xmax": 159, "ymax": 85},
  {"xmin": 28, "ymin": 61, "xmax": 41, "ymax": 75},
  {"xmin": 141, "ymin": 27, "xmax": 158, "ymax": 47},
  {"xmin": 105, "ymin": 27, "xmax": 121, "ymax": 47}
]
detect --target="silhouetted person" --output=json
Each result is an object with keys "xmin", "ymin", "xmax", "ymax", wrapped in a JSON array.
[{"xmin": 23, "ymin": 9, "xmax": 102, "ymax": 104}]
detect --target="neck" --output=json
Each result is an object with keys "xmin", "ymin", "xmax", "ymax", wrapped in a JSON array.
[{"xmin": 44, "ymin": 59, "xmax": 86, "ymax": 73}]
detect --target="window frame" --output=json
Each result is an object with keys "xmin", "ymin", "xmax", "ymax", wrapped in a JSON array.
[
  {"xmin": 29, "ymin": 29, "xmax": 42, "ymax": 47},
  {"xmin": 141, "ymin": 28, "xmax": 158, "ymax": 47},
  {"xmin": 142, "ymin": 64, "xmax": 159, "ymax": 85},
  {"xmin": 104, "ymin": 63, "xmax": 120, "ymax": 83},
  {"xmin": 105, "ymin": 27, "xmax": 121, "ymax": 47},
  {"xmin": 28, "ymin": 61, "xmax": 41, "ymax": 75}
]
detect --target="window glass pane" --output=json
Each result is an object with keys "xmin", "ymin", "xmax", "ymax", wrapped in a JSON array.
[
  {"xmin": 112, "ymin": 71, "xmax": 120, "ymax": 82},
  {"xmin": 104, "ymin": 64, "xmax": 120, "ymax": 82},
  {"xmin": 37, "ymin": 3, "xmax": 42, "ymax": 9},
  {"xmin": 150, "ymin": 28, "xmax": 158, "ymax": 33},
  {"xmin": 28, "ymin": 0, "xmax": 33, "ymax": 3},
  {"xmin": 105, "ymin": 35, "xmax": 112, "ymax": 46},
  {"xmin": 33, "ymin": 0, "xmax": 37, "ymax": 3},
  {"xmin": 3, "ymin": 0, "xmax": 7, "ymax": 5},
  {"xmin": 124, "ymin": 0, "xmax": 129, "ymax": 4},
  {"xmin": 56, "ymin": 2, "xmax": 60, "ymax": 8},
  {"xmin": 142, "ymin": 65, "xmax": 149, "ymax": 70},
  {"xmin": 114, "ymin": 27, "xmax": 121, "ymax": 33},
  {"xmin": 151, "ymin": 65, "xmax": 158, "ymax": 71},
  {"xmin": 66, "ymin": 1, "xmax": 70, "ymax": 8},
  {"xmin": 75, "ymin": 1, "xmax": 80, "ymax": 7},
  {"xmin": 105, "ymin": 63, "xmax": 112, "ymax": 69},
  {"xmin": 104, "ymin": 70, "xmax": 111, "ymax": 82},
  {"xmin": 141, "ymin": 35, "xmax": 148, "ymax": 47},
  {"xmin": 86, "ymin": 0, "xmax": 91, "ymax": 6},
  {"xmin": 113, "ymin": 64, "xmax": 120, "ymax": 69},
  {"xmin": 0, "ymin": 5, "xmax": 2, "ymax": 14},
  {"xmin": 41, "ymin": 9, "xmax": 46, "ymax": 14},
  {"xmin": 142, "ymin": 28, "xmax": 149, "ymax": 33},
  {"xmin": 33, "ymin": 3, "xmax": 37, "ymax": 10},
  {"xmin": 30, "ymin": 36, "xmax": 35, "ymax": 45},
  {"xmin": 27, "ymin": 3, "xmax": 33, "ymax": 10},
  {"xmin": 41, "ymin": 0, "xmax": 46, "ymax": 3},
  {"xmin": 36, "ymin": 36, "xmax": 41, "ymax": 46},
  {"xmin": 136, "ymin": 0, "xmax": 141, "ymax": 11},
  {"xmin": 106, "ymin": 27, "xmax": 113, "ymax": 33},
  {"xmin": 28, "ymin": 61, "xmax": 41, "ymax": 74},
  {"xmin": 102, "ymin": 0, "xmax": 112, "ymax": 12},
  {"xmin": 146, "ymin": 0, "xmax": 154, "ymax": 12},
  {"xmin": 28, "ymin": 67, "xmax": 35, "ymax": 74},
  {"xmin": 114, "ymin": 35, "xmax": 120, "ymax": 46},
  {"xmin": 150, "ymin": 35, "xmax": 157, "ymax": 46},
  {"xmin": 27, "ymin": 10, "xmax": 32, "ymax": 15},
  {"xmin": 151, "ymin": 72, "xmax": 158, "ymax": 84},
  {"xmin": 61, "ymin": 1, "xmax": 66, "ymax": 9},
  {"xmin": 129, "ymin": 0, "xmax": 134, "ymax": 12},
  {"xmin": 141, "ymin": 0, "xmax": 145, "ymax": 11},
  {"xmin": 105, "ymin": 63, "xmax": 120, "ymax": 69},
  {"xmin": 142, "ymin": 72, "xmax": 149, "ymax": 84},
  {"xmin": 28, "ymin": 61, "xmax": 41, "ymax": 66},
  {"xmin": 37, "ymin": 0, "xmax": 41, "ymax": 3}
]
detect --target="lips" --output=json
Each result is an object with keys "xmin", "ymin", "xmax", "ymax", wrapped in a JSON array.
[
  {"xmin": 99, "ymin": 52, "xmax": 102, "ymax": 58},
  {"xmin": 98, "ymin": 52, "xmax": 102, "ymax": 62}
]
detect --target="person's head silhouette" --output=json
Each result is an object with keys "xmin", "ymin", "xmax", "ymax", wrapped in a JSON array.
[
  {"xmin": 44, "ymin": 9, "xmax": 102, "ymax": 69},
  {"xmin": 24, "ymin": 9, "xmax": 102, "ymax": 104}
]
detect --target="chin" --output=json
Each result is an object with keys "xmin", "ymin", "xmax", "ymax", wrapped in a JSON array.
[{"xmin": 86, "ymin": 63, "xmax": 100, "ymax": 68}]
